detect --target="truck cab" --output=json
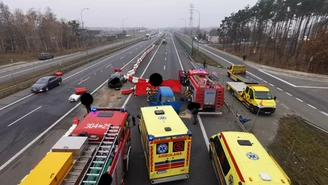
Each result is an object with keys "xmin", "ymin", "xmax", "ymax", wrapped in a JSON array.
[
  {"xmin": 227, "ymin": 82, "xmax": 276, "ymax": 114},
  {"xmin": 149, "ymin": 86, "xmax": 181, "ymax": 112},
  {"xmin": 227, "ymin": 64, "xmax": 258, "ymax": 84}
]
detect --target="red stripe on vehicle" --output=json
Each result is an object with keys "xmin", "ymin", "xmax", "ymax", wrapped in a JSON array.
[
  {"xmin": 154, "ymin": 138, "xmax": 186, "ymax": 144},
  {"xmin": 220, "ymin": 133, "xmax": 245, "ymax": 182}
]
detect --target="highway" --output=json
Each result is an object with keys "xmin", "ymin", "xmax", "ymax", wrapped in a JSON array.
[
  {"xmin": 0, "ymin": 32, "xmax": 291, "ymax": 185},
  {"xmin": 175, "ymin": 32, "xmax": 328, "ymax": 132},
  {"xmin": 0, "ymin": 37, "xmax": 142, "ymax": 84},
  {"xmin": 0, "ymin": 36, "xmax": 158, "ymax": 167}
]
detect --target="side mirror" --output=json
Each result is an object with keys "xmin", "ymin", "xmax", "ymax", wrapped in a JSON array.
[{"xmin": 274, "ymin": 96, "xmax": 277, "ymax": 100}]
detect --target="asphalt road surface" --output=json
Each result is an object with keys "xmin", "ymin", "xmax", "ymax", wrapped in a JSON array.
[
  {"xmin": 0, "ymin": 33, "xmax": 245, "ymax": 185},
  {"xmin": 176, "ymin": 32, "xmax": 328, "ymax": 132},
  {"xmin": 0, "ymin": 37, "xmax": 142, "ymax": 84},
  {"xmin": 0, "ymin": 37, "xmax": 159, "ymax": 167}
]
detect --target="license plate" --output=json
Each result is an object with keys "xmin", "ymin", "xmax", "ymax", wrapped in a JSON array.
[
  {"xmin": 265, "ymin": 112, "xmax": 270, "ymax": 114},
  {"xmin": 156, "ymin": 170, "xmax": 167, "ymax": 174}
]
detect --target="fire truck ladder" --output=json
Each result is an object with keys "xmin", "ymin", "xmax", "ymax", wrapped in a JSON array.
[{"xmin": 80, "ymin": 125, "xmax": 121, "ymax": 185}]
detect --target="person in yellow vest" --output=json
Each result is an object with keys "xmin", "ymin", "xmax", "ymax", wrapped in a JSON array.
[{"xmin": 146, "ymin": 85, "xmax": 151, "ymax": 102}]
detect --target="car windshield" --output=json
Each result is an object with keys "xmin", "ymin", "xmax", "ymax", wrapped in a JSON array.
[
  {"xmin": 36, "ymin": 78, "xmax": 48, "ymax": 84},
  {"xmin": 162, "ymin": 96, "xmax": 175, "ymax": 102},
  {"xmin": 255, "ymin": 91, "xmax": 273, "ymax": 100}
]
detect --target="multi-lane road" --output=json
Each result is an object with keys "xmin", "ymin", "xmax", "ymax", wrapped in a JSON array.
[
  {"xmin": 1, "ymin": 31, "xmax": 321, "ymax": 185},
  {"xmin": 176, "ymin": 32, "xmax": 328, "ymax": 132},
  {"xmin": 0, "ymin": 36, "xmax": 157, "ymax": 167},
  {"xmin": 0, "ymin": 37, "xmax": 142, "ymax": 84},
  {"xmin": 0, "ymin": 33, "xmax": 246, "ymax": 185}
]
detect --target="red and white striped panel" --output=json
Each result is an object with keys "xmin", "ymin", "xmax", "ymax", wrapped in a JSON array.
[{"xmin": 127, "ymin": 75, "xmax": 149, "ymax": 83}]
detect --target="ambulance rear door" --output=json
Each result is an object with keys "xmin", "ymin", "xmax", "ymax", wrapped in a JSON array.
[{"xmin": 152, "ymin": 135, "xmax": 191, "ymax": 178}]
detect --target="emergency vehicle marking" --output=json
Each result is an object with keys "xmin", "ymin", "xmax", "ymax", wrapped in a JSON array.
[
  {"xmin": 228, "ymin": 174, "xmax": 233, "ymax": 185},
  {"xmin": 173, "ymin": 141, "xmax": 184, "ymax": 152},
  {"xmin": 150, "ymin": 146, "xmax": 154, "ymax": 172},
  {"xmin": 158, "ymin": 152, "xmax": 182, "ymax": 158},
  {"xmin": 84, "ymin": 123, "xmax": 111, "ymax": 129},
  {"xmin": 220, "ymin": 133, "xmax": 245, "ymax": 182},
  {"xmin": 157, "ymin": 143, "xmax": 168, "ymax": 154},
  {"xmin": 155, "ymin": 159, "xmax": 185, "ymax": 171},
  {"xmin": 246, "ymin": 152, "xmax": 259, "ymax": 160},
  {"xmin": 186, "ymin": 141, "xmax": 191, "ymax": 166},
  {"xmin": 154, "ymin": 138, "xmax": 186, "ymax": 144},
  {"xmin": 158, "ymin": 116, "xmax": 167, "ymax": 120}
]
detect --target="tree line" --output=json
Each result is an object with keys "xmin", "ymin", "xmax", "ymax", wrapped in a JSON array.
[
  {"xmin": 0, "ymin": 1, "xmax": 111, "ymax": 54},
  {"xmin": 217, "ymin": 0, "xmax": 328, "ymax": 74}
]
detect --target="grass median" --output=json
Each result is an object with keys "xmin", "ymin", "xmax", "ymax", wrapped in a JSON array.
[
  {"xmin": 267, "ymin": 115, "xmax": 328, "ymax": 185},
  {"xmin": 0, "ymin": 39, "xmax": 142, "ymax": 99}
]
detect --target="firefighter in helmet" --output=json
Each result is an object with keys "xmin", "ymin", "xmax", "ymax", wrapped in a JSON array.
[{"xmin": 146, "ymin": 84, "xmax": 151, "ymax": 102}]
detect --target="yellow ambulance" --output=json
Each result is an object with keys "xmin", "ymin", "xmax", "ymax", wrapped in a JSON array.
[
  {"xmin": 138, "ymin": 105, "xmax": 192, "ymax": 184},
  {"xmin": 209, "ymin": 131, "xmax": 291, "ymax": 185}
]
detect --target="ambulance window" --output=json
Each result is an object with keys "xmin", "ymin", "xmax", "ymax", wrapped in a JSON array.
[
  {"xmin": 246, "ymin": 86, "xmax": 249, "ymax": 94},
  {"xmin": 213, "ymin": 136, "xmax": 230, "ymax": 175},
  {"xmin": 173, "ymin": 141, "xmax": 185, "ymax": 152},
  {"xmin": 156, "ymin": 143, "xmax": 169, "ymax": 155}
]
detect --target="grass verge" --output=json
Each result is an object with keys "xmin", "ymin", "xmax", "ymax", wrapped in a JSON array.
[
  {"xmin": 0, "ymin": 39, "xmax": 142, "ymax": 99},
  {"xmin": 267, "ymin": 115, "xmax": 328, "ymax": 185},
  {"xmin": 192, "ymin": 48, "xmax": 222, "ymax": 68}
]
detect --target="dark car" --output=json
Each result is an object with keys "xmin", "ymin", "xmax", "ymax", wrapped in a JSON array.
[
  {"xmin": 31, "ymin": 76, "xmax": 62, "ymax": 93},
  {"xmin": 108, "ymin": 73, "xmax": 127, "ymax": 89},
  {"xmin": 37, "ymin": 53, "xmax": 54, "ymax": 60}
]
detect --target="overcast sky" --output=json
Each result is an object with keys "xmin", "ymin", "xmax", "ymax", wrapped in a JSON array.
[{"xmin": 3, "ymin": 0, "xmax": 258, "ymax": 28}]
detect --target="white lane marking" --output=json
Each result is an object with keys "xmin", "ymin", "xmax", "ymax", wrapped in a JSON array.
[
  {"xmin": 320, "ymin": 111, "xmax": 328, "ymax": 117},
  {"xmin": 163, "ymin": 65, "xmax": 166, "ymax": 70},
  {"xmin": 0, "ymin": 94, "xmax": 34, "ymax": 111},
  {"xmin": 0, "ymin": 40, "xmax": 158, "ymax": 172},
  {"xmin": 165, "ymin": 57, "xmax": 167, "ymax": 60},
  {"xmin": 277, "ymin": 87, "xmax": 283, "ymax": 91},
  {"xmin": 129, "ymin": 51, "xmax": 132, "ymax": 54},
  {"xmin": 171, "ymin": 33, "xmax": 184, "ymax": 70},
  {"xmin": 197, "ymin": 114, "xmax": 210, "ymax": 151},
  {"xmin": 123, "ymin": 40, "xmax": 164, "ymax": 108},
  {"xmin": 296, "ymin": 98, "xmax": 303, "ymax": 102},
  {"xmin": 166, "ymin": 52, "xmax": 167, "ymax": 55},
  {"xmin": 7, "ymin": 106, "xmax": 42, "ymax": 127},
  {"xmin": 296, "ymin": 86, "xmax": 328, "ymax": 89},
  {"xmin": 269, "ymin": 83, "xmax": 274, "ymax": 87},
  {"xmin": 263, "ymin": 80, "xmax": 267, "ymax": 83},
  {"xmin": 247, "ymin": 72, "xmax": 262, "ymax": 80},
  {"xmin": 307, "ymin": 104, "xmax": 317, "ymax": 109},
  {"xmin": 258, "ymin": 69, "xmax": 297, "ymax": 87},
  {"xmin": 78, "ymin": 77, "xmax": 90, "ymax": 85},
  {"xmin": 105, "ymin": 64, "xmax": 112, "ymax": 68},
  {"xmin": 286, "ymin": 92, "xmax": 292, "ymax": 96},
  {"xmin": 0, "ymin": 42, "xmax": 146, "ymax": 112},
  {"xmin": 120, "ymin": 56, "xmax": 124, "ymax": 60}
]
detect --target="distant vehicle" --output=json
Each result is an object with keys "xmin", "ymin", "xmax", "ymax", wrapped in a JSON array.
[
  {"xmin": 162, "ymin": 39, "xmax": 167, "ymax": 44},
  {"xmin": 108, "ymin": 73, "xmax": 127, "ymax": 89},
  {"xmin": 31, "ymin": 76, "xmax": 62, "ymax": 93},
  {"xmin": 145, "ymin": 33, "xmax": 151, "ymax": 40},
  {"xmin": 37, "ymin": 53, "xmax": 54, "ymax": 60}
]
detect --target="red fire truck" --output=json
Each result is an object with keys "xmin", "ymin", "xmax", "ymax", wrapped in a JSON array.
[
  {"xmin": 178, "ymin": 68, "xmax": 224, "ymax": 114},
  {"xmin": 20, "ymin": 107, "xmax": 135, "ymax": 185}
]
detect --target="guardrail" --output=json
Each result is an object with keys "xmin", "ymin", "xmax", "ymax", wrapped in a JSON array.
[
  {"xmin": 0, "ymin": 38, "xmax": 143, "ymax": 99},
  {"xmin": 0, "ymin": 37, "xmax": 143, "ymax": 84}
]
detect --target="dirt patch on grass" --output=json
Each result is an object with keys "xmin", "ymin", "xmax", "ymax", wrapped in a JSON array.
[{"xmin": 267, "ymin": 115, "xmax": 328, "ymax": 185}]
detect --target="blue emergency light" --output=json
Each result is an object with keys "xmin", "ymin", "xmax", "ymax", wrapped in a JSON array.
[
  {"xmin": 199, "ymin": 67, "xmax": 203, "ymax": 71},
  {"xmin": 120, "ymin": 108, "xmax": 125, "ymax": 112},
  {"xmin": 187, "ymin": 130, "xmax": 192, "ymax": 136},
  {"xmin": 148, "ymin": 134, "xmax": 154, "ymax": 141},
  {"xmin": 91, "ymin": 107, "xmax": 97, "ymax": 112}
]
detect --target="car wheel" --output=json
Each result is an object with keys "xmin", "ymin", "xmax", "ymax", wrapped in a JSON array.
[{"xmin": 45, "ymin": 87, "xmax": 49, "ymax": 92}]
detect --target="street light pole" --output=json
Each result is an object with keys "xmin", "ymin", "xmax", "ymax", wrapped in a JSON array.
[
  {"xmin": 180, "ymin": 18, "xmax": 186, "ymax": 35},
  {"xmin": 80, "ymin": 8, "xmax": 89, "ymax": 29},
  {"xmin": 122, "ymin": 18, "xmax": 128, "ymax": 47},
  {"xmin": 193, "ymin": 9, "xmax": 201, "ymax": 35}
]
